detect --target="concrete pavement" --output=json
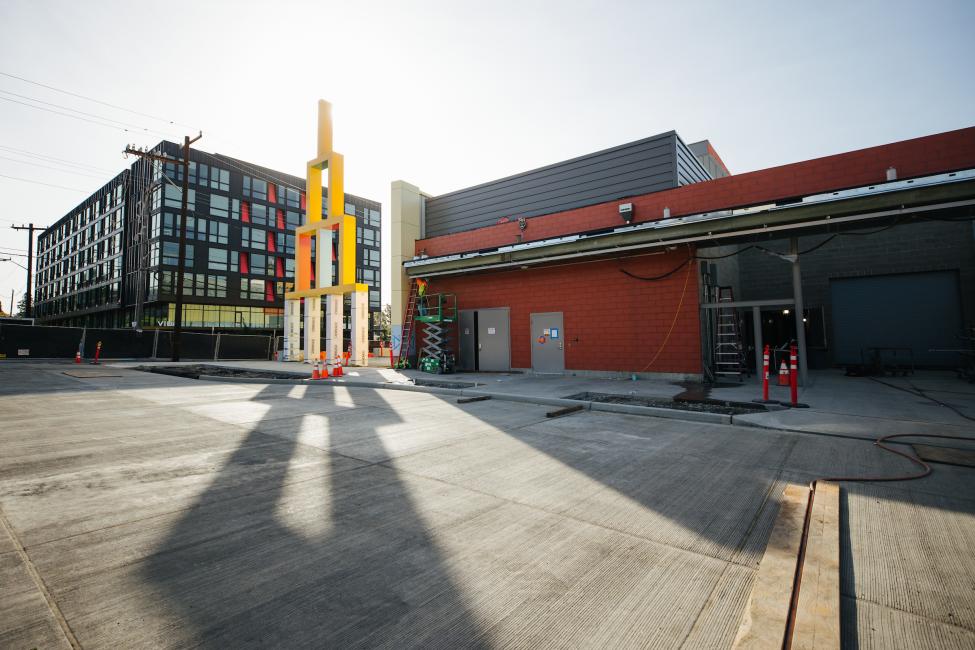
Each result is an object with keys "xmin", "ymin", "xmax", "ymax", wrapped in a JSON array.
[{"xmin": 1, "ymin": 361, "xmax": 974, "ymax": 648}]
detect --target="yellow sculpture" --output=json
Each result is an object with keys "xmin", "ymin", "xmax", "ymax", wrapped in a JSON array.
[{"xmin": 283, "ymin": 100, "xmax": 369, "ymax": 365}]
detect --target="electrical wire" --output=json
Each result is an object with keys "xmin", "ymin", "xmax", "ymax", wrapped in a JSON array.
[
  {"xmin": 0, "ymin": 154, "xmax": 107, "ymax": 179},
  {"xmin": 0, "ymin": 89, "xmax": 178, "ymax": 138},
  {"xmin": 0, "ymin": 144, "xmax": 114, "ymax": 173},
  {"xmin": 0, "ymin": 70, "xmax": 196, "ymax": 129},
  {"xmin": 640, "ymin": 249, "xmax": 694, "ymax": 371},
  {"xmin": 0, "ymin": 173, "xmax": 86, "ymax": 192}
]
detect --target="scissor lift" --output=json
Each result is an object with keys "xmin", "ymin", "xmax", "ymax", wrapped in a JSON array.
[{"xmin": 415, "ymin": 293, "xmax": 457, "ymax": 373}]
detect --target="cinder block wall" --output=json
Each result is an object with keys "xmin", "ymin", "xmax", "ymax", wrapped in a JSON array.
[
  {"xmin": 737, "ymin": 219, "xmax": 975, "ymax": 363},
  {"xmin": 421, "ymin": 248, "xmax": 701, "ymax": 374}
]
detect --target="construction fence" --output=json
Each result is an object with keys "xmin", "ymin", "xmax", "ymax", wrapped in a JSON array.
[{"xmin": 0, "ymin": 323, "xmax": 275, "ymax": 361}]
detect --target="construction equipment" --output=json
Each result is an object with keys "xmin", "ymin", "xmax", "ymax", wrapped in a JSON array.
[
  {"xmin": 415, "ymin": 292, "xmax": 457, "ymax": 374},
  {"xmin": 714, "ymin": 286, "xmax": 747, "ymax": 382}
]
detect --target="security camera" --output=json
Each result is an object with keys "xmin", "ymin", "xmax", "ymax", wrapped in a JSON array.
[{"xmin": 619, "ymin": 203, "xmax": 633, "ymax": 223}]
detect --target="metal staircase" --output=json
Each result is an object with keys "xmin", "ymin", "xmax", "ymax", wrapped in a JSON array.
[{"xmin": 714, "ymin": 286, "xmax": 747, "ymax": 382}]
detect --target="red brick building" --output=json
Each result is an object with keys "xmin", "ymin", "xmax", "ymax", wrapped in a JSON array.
[{"xmin": 392, "ymin": 127, "xmax": 975, "ymax": 378}]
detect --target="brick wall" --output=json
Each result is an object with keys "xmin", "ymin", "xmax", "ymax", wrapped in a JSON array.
[
  {"xmin": 424, "ymin": 248, "xmax": 702, "ymax": 374},
  {"xmin": 416, "ymin": 127, "xmax": 975, "ymax": 258}
]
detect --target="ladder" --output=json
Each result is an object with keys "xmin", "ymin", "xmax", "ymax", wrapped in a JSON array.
[
  {"xmin": 714, "ymin": 286, "xmax": 746, "ymax": 382},
  {"xmin": 394, "ymin": 279, "xmax": 419, "ymax": 367}
]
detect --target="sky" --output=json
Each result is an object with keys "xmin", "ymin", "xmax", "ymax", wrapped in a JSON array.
[{"xmin": 0, "ymin": 0, "xmax": 973, "ymax": 314}]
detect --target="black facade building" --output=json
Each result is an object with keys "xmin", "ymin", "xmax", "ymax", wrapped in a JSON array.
[{"xmin": 34, "ymin": 142, "xmax": 382, "ymax": 340}]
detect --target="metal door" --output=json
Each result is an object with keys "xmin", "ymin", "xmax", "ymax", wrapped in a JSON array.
[
  {"xmin": 830, "ymin": 271, "xmax": 962, "ymax": 366},
  {"xmin": 476, "ymin": 308, "xmax": 510, "ymax": 371},
  {"xmin": 458, "ymin": 310, "xmax": 476, "ymax": 371},
  {"xmin": 531, "ymin": 312, "xmax": 565, "ymax": 373}
]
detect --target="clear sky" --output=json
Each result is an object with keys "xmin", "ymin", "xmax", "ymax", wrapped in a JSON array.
[{"xmin": 0, "ymin": 0, "xmax": 973, "ymax": 313}]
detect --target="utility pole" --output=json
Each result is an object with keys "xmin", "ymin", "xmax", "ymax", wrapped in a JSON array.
[
  {"xmin": 125, "ymin": 132, "xmax": 202, "ymax": 361},
  {"xmin": 10, "ymin": 223, "xmax": 39, "ymax": 318}
]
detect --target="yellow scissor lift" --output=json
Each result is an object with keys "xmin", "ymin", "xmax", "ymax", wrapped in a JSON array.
[{"xmin": 415, "ymin": 293, "xmax": 457, "ymax": 374}]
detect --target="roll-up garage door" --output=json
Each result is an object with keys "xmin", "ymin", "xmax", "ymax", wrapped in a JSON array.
[{"xmin": 830, "ymin": 271, "xmax": 963, "ymax": 367}]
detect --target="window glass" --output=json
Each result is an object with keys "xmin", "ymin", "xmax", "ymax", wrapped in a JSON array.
[
  {"xmin": 210, "ymin": 194, "xmax": 229, "ymax": 218},
  {"xmin": 209, "ymin": 221, "xmax": 228, "ymax": 244},
  {"xmin": 208, "ymin": 248, "xmax": 228, "ymax": 271}
]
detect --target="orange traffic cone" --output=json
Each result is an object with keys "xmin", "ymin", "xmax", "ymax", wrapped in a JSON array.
[
  {"xmin": 333, "ymin": 357, "xmax": 344, "ymax": 377},
  {"xmin": 311, "ymin": 360, "xmax": 321, "ymax": 380},
  {"xmin": 778, "ymin": 360, "xmax": 789, "ymax": 386},
  {"xmin": 74, "ymin": 350, "xmax": 81, "ymax": 364}
]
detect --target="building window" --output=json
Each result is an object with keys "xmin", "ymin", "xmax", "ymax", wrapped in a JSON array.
[
  {"xmin": 241, "ymin": 278, "xmax": 265, "ymax": 300},
  {"xmin": 162, "ymin": 242, "xmax": 193, "ymax": 267},
  {"xmin": 250, "ymin": 203, "xmax": 269, "ymax": 226},
  {"xmin": 206, "ymin": 274, "xmax": 227, "ymax": 297},
  {"xmin": 210, "ymin": 194, "xmax": 230, "ymax": 218},
  {"xmin": 208, "ymin": 221, "xmax": 228, "ymax": 244},
  {"xmin": 208, "ymin": 248, "xmax": 228, "ymax": 271},
  {"xmin": 241, "ymin": 227, "xmax": 266, "ymax": 250},
  {"xmin": 243, "ymin": 176, "xmax": 267, "ymax": 201}
]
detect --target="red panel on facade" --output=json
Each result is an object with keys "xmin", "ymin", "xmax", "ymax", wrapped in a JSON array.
[
  {"xmin": 265, "ymin": 281, "xmax": 275, "ymax": 302},
  {"xmin": 268, "ymin": 183, "xmax": 277, "ymax": 204},
  {"xmin": 267, "ymin": 231, "xmax": 276, "ymax": 252},
  {"xmin": 300, "ymin": 192, "xmax": 306, "ymax": 210},
  {"xmin": 417, "ymin": 127, "xmax": 975, "ymax": 258},
  {"xmin": 277, "ymin": 208, "xmax": 285, "ymax": 230},
  {"xmin": 241, "ymin": 201, "xmax": 250, "ymax": 224},
  {"xmin": 426, "ymin": 248, "xmax": 701, "ymax": 374},
  {"xmin": 276, "ymin": 257, "xmax": 284, "ymax": 278},
  {"xmin": 240, "ymin": 252, "xmax": 249, "ymax": 274}
]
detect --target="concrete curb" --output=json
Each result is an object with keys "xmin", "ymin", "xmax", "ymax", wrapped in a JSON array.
[{"xmin": 195, "ymin": 373, "xmax": 734, "ymax": 425}]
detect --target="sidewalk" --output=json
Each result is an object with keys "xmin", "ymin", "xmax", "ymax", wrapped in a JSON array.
[{"xmin": 110, "ymin": 360, "xmax": 975, "ymax": 440}]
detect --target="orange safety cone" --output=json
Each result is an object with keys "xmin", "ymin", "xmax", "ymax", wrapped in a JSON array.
[
  {"xmin": 324, "ymin": 356, "xmax": 333, "ymax": 377},
  {"xmin": 333, "ymin": 357, "xmax": 344, "ymax": 377},
  {"xmin": 311, "ymin": 360, "xmax": 320, "ymax": 380},
  {"xmin": 74, "ymin": 350, "xmax": 81, "ymax": 364},
  {"xmin": 777, "ymin": 359, "xmax": 789, "ymax": 386}
]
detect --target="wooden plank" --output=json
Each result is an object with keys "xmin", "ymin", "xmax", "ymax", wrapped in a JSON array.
[
  {"xmin": 733, "ymin": 484, "xmax": 809, "ymax": 650},
  {"xmin": 912, "ymin": 443, "xmax": 975, "ymax": 468},
  {"xmin": 792, "ymin": 481, "xmax": 840, "ymax": 650}
]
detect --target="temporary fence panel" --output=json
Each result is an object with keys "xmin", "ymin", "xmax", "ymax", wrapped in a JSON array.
[{"xmin": 0, "ymin": 323, "xmax": 82, "ymax": 359}]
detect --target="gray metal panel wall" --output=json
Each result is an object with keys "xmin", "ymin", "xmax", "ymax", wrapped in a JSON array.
[
  {"xmin": 676, "ymin": 136, "xmax": 712, "ymax": 186},
  {"xmin": 424, "ymin": 132, "xmax": 684, "ymax": 238}
]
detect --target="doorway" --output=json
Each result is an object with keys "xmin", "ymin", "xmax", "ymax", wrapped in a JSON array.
[
  {"xmin": 531, "ymin": 312, "xmax": 565, "ymax": 373},
  {"xmin": 457, "ymin": 308, "xmax": 511, "ymax": 371}
]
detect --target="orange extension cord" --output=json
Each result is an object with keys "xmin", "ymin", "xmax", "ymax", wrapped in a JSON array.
[{"xmin": 640, "ymin": 257, "xmax": 694, "ymax": 372}]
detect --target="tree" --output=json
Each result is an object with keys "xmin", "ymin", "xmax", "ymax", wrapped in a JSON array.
[
  {"xmin": 15, "ymin": 294, "xmax": 27, "ymax": 318},
  {"xmin": 379, "ymin": 304, "xmax": 391, "ymax": 343}
]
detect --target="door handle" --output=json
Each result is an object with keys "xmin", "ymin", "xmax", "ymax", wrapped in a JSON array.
[{"xmin": 559, "ymin": 342, "xmax": 563, "ymax": 350}]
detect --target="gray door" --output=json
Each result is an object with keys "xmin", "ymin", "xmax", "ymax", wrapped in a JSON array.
[
  {"xmin": 531, "ymin": 312, "xmax": 565, "ymax": 373},
  {"xmin": 477, "ymin": 308, "xmax": 510, "ymax": 371},
  {"xmin": 458, "ymin": 310, "xmax": 476, "ymax": 371},
  {"xmin": 830, "ymin": 271, "xmax": 962, "ymax": 366}
]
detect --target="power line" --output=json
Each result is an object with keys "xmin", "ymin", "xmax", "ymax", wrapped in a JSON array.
[
  {"xmin": 0, "ymin": 95, "xmax": 177, "ymax": 138},
  {"xmin": 0, "ymin": 89, "xmax": 178, "ymax": 138},
  {"xmin": 0, "ymin": 70, "xmax": 196, "ymax": 129},
  {"xmin": 0, "ymin": 144, "xmax": 114, "ymax": 173},
  {"xmin": 0, "ymin": 154, "xmax": 107, "ymax": 179},
  {"xmin": 0, "ymin": 172, "xmax": 86, "ymax": 192}
]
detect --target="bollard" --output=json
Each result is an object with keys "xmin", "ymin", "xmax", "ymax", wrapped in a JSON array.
[
  {"xmin": 787, "ymin": 343, "xmax": 809, "ymax": 408},
  {"xmin": 75, "ymin": 350, "xmax": 81, "ymax": 364},
  {"xmin": 789, "ymin": 343, "xmax": 798, "ymax": 405},
  {"xmin": 763, "ymin": 344, "xmax": 770, "ymax": 401},
  {"xmin": 753, "ymin": 344, "xmax": 775, "ymax": 404},
  {"xmin": 90, "ymin": 341, "xmax": 102, "ymax": 365}
]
